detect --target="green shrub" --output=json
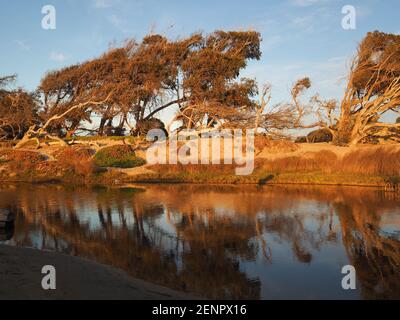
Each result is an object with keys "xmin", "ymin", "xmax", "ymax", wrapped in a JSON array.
[
  {"xmin": 94, "ymin": 145, "xmax": 146, "ymax": 168},
  {"xmin": 307, "ymin": 129, "xmax": 333, "ymax": 143}
]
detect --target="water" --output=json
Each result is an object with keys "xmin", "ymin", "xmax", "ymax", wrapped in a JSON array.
[{"xmin": 0, "ymin": 183, "xmax": 399, "ymax": 300}]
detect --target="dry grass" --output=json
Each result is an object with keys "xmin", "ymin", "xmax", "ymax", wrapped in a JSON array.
[
  {"xmin": 256, "ymin": 147, "xmax": 400, "ymax": 177},
  {"xmin": 149, "ymin": 163, "xmax": 238, "ymax": 175},
  {"xmin": 0, "ymin": 149, "xmax": 46, "ymax": 173},
  {"xmin": 53, "ymin": 147, "xmax": 96, "ymax": 176},
  {"xmin": 0, "ymin": 147, "xmax": 126, "ymax": 183},
  {"xmin": 340, "ymin": 147, "xmax": 400, "ymax": 176},
  {"xmin": 1, "ymin": 142, "xmax": 400, "ymax": 187},
  {"xmin": 254, "ymin": 136, "xmax": 299, "ymax": 154},
  {"xmin": 146, "ymin": 146, "xmax": 400, "ymax": 185},
  {"xmin": 255, "ymin": 150, "xmax": 338, "ymax": 173}
]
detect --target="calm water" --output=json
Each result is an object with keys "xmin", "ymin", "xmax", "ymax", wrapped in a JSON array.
[{"xmin": 0, "ymin": 183, "xmax": 400, "ymax": 300}]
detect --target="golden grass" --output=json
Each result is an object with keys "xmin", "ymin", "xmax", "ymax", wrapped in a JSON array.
[
  {"xmin": 0, "ymin": 149, "xmax": 46, "ymax": 173},
  {"xmin": 1, "ymin": 142, "xmax": 400, "ymax": 187},
  {"xmin": 256, "ymin": 147, "xmax": 400, "ymax": 177},
  {"xmin": 53, "ymin": 147, "xmax": 95, "ymax": 176},
  {"xmin": 141, "ymin": 146, "xmax": 400, "ymax": 186},
  {"xmin": 254, "ymin": 136, "xmax": 299, "ymax": 154},
  {"xmin": 340, "ymin": 147, "xmax": 400, "ymax": 176}
]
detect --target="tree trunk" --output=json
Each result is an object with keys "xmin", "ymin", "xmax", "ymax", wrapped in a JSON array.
[
  {"xmin": 98, "ymin": 117, "xmax": 107, "ymax": 136},
  {"xmin": 334, "ymin": 101, "xmax": 353, "ymax": 145}
]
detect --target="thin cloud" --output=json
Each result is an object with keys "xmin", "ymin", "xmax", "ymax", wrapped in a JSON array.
[
  {"xmin": 291, "ymin": 0, "xmax": 321, "ymax": 7},
  {"xmin": 244, "ymin": 55, "xmax": 349, "ymax": 104},
  {"xmin": 354, "ymin": 5, "xmax": 371, "ymax": 19},
  {"xmin": 107, "ymin": 14, "xmax": 130, "ymax": 33},
  {"xmin": 92, "ymin": 0, "xmax": 120, "ymax": 9},
  {"xmin": 262, "ymin": 34, "xmax": 284, "ymax": 51},
  {"xmin": 50, "ymin": 51, "xmax": 67, "ymax": 62},
  {"xmin": 291, "ymin": 15, "xmax": 315, "ymax": 30},
  {"xmin": 289, "ymin": 6, "xmax": 334, "ymax": 32},
  {"xmin": 16, "ymin": 40, "xmax": 30, "ymax": 51}
]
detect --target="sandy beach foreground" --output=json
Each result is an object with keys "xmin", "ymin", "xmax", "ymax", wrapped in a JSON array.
[{"xmin": 0, "ymin": 245, "xmax": 194, "ymax": 300}]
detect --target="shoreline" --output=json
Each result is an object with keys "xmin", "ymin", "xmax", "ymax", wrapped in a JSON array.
[
  {"xmin": 1, "ymin": 141, "xmax": 399, "ymax": 191},
  {"xmin": 0, "ymin": 176, "xmax": 393, "ymax": 189},
  {"xmin": 0, "ymin": 244, "xmax": 198, "ymax": 300}
]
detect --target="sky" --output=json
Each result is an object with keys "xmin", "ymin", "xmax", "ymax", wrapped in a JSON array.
[{"xmin": 0, "ymin": 0, "xmax": 399, "ymax": 123}]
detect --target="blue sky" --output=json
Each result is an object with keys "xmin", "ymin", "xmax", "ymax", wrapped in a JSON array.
[{"xmin": 0, "ymin": 0, "xmax": 399, "ymax": 109}]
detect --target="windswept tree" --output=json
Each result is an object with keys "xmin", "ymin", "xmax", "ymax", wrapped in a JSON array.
[
  {"xmin": 33, "ymin": 30, "xmax": 262, "ymax": 138},
  {"xmin": 123, "ymin": 33, "xmax": 203, "ymax": 134},
  {"xmin": 37, "ymin": 48, "xmax": 128, "ymax": 138},
  {"xmin": 213, "ymin": 77, "xmax": 323, "ymax": 138},
  {"xmin": 15, "ymin": 57, "xmax": 116, "ymax": 148},
  {"xmin": 0, "ymin": 75, "xmax": 38, "ymax": 140},
  {"xmin": 36, "ymin": 34, "xmax": 197, "ymax": 137},
  {"xmin": 174, "ymin": 31, "xmax": 261, "ymax": 130},
  {"xmin": 335, "ymin": 31, "xmax": 400, "ymax": 145}
]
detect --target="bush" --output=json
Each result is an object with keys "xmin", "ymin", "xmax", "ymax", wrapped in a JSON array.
[
  {"xmin": 295, "ymin": 136, "xmax": 307, "ymax": 143},
  {"xmin": 53, "ymin": 147, "xmax": 95, "ymax": 176},
  {"xmin": 295, "ymin": 129, "xmax": 333, "ymax": 144},
  {"xmin": 132, "ymin": 118, "xmax": 167, "ymax": 136},
  {"xmin": 0, "ymin": 149, "xmax": 46, "ymax": 174},
  {"xmin": 94, "ymin": 145, "xmax": 146, "ymax": 168},
  {"xmin": 307, "ymin": 129, "xmax": 333, "ymax": 143}
]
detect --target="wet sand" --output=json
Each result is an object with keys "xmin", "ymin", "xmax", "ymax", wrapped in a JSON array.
[{"xmin": 0, "ymin": 245, "xmax": 195, "ymax": 300}]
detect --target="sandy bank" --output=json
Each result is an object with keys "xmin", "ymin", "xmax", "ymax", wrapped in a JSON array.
[{"xmin": 0, "ymin": 245, "xmax": 197, "ymax": 300}]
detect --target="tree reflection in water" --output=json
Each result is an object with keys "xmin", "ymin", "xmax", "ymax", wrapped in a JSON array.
[{"xmin": 0, "ymin": 183, "xmax": 399, "ymax": 299}]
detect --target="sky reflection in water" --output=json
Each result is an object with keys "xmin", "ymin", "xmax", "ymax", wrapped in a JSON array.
[{"xmin": 0, "ymin": 183, "xmax": 399, "ymax": 300}]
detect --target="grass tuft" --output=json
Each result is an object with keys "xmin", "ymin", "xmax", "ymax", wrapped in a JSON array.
[{"xmin": 94, "ymin": 145, "xmax": 146, "ymax": 168}]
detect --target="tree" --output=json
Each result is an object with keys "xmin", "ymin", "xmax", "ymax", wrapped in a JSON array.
[
  {"xmin": 335, "ymin": 31, "xmax": 400, "ymax": 145},
  {"xmin": 0, "ymin": 75, "xmax": 38, "ymax": 140},
  {"xmin": 35, "ymin": 31, "xmax": 261, "ymax": 137},
  {"xmin": 119, "ymin": 34, "xmax": 201, "ymax": 133},
  {"xmin": 174, "ymin": 31, "xmax": 261, "ymax": 130},
  {"xmin": 15, "ymin": 93, "xmax": 113, "ymax": 149},
  {"xmin": 38, "ymin": 48, "xmax": 129, "ymax": 138},
  {"xmin": 209, "ymin": 77, "xmax": 322, "ymax": 139}
]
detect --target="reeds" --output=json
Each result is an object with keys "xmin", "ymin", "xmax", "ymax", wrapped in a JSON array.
[
  {"xmin": 150, "ymin": 146, "xmax": 400, "ymax": 179},
  {"xmin": 54, "ymin": 147, "xmax": 95, "ymax": 176},
  {"xmin": 256, "ymin": 147, "xmax": 400, "ymax": 177}
]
